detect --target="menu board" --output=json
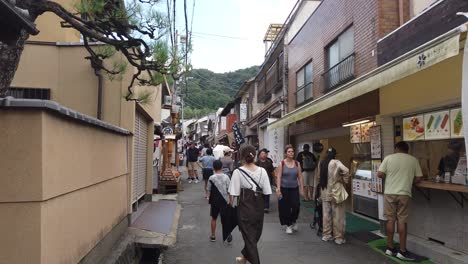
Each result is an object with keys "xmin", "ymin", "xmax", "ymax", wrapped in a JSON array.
[
  {"xmin": 424, "ymin": 110, "xmax": 450, "ymax": 140},
  {"xmin": 452, "ymin": 154, "xmax": 467, "ymax": 185},
  {"xmin": 353, "ymin": 179, "xmax": 378, "ymax": 200},
  {"xmin": 450, "ymin": 108, "xmax": 464, "ymax": 138},
  {"xmin": 350, "ymin": 125, "xmax": 361, "ymax": 143},
  {"xmin": 371, "ymin": 160, "xmax": 383, "ymax": 193},
  {"xmin": 370, "ymin": 126, "xmax": 382, "ymax": 159},
  {"xmin": 403, "ymin": 115, "xmax": 425, "ymax": 141},
  {"xmin": 361, "ymin": 122, "xmax": 372, "ymax": 143}
]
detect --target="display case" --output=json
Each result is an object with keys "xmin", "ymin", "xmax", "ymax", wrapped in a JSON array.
[{"xmin": 352, "ymin": 157, "xmax": 379, "ymax": 219}]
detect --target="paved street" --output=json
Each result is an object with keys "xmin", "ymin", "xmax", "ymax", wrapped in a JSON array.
[{"xmin": 163, "ymin": 169, "xmax": 392, "ymax": 264}]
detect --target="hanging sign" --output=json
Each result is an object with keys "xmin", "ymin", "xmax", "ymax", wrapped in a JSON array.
[
  {"xmin": 232, "ymin": 122, "xmax": 245, "ymax": 145},
  {"xmin": 370, "ymin": 126, "xmax": 382, "ymax": 159}
]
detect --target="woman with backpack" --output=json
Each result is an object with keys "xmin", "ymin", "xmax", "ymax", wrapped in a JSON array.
[{"xmin": 276, "ymin": 144, "xmax": 304, "ymax": 234}]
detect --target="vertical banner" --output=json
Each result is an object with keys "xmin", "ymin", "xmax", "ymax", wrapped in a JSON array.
[
  {"xmin": 462, "ymin": 36, "xmax": 468, "ymax": 168},
  {"xmin": 267, "ymin": 118, "xmax": 284, "ymax": 167},
  {"xmin": 240, "ymin": 103, "xmax": 247, "ymax": 122}
]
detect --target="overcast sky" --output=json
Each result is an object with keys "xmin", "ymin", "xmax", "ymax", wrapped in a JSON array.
[{"xmin": 176, "ymin": 0, "xmax": 297, "ymax": 73}]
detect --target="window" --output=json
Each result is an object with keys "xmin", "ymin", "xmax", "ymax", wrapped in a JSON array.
[
  {"xmin": 296, "ymin": 62, "xmax": 313, "ymax": 105},
  {"xmin": 324, "ymin": 27, "xmax": 355, "ymax": 90},
  {"xmin": 7, "ymin": 88, "xmax": 50, "ymax": 100}
]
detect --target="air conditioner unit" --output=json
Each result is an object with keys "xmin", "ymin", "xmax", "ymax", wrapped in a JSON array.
[{"xmin": 164, "ymin": 95, "xmax": 172, "ymax": 106}]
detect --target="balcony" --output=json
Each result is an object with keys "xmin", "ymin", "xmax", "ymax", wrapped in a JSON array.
[{"xmin": 323, "ymin": 53, "xmax": 355, "ymax": 92}]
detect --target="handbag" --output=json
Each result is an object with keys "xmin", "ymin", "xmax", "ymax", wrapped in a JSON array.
[{"xmin": 331, "ymin": 183, "xmax": 348, "ymax": 204}]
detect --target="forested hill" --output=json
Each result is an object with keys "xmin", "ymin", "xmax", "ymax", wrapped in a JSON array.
[{"xmin": 182, "ymin": 66, "xmax": 259, "ymax": 119}]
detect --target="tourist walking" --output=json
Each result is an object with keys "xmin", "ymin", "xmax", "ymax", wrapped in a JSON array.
[
  {"xmin": 296, "ymin": 144, "xmax": 318, "ymax": 201},
  {"xmin": 276, "ymin": 145, "xmax": 304, "ymax": 234},
  {"xmin": 318, "ymin": 147, "xmax": 349, "ymax": 245},
  {"xmin": 255, "ymin": 148, "xmax": 275, "ymax": 213},
  {"xmin": 207, "ymin": 160, "xmax": 231, "ymax": 242},
  {"xmin": 378, "ymin": 141, "xmax": 422, "ymax": 261},
  {"xmin": 186, "ymin": 142, "xmax": 200, "ymax": 183},
  {"xmin": 229, "ymin": 144, "xmax": 272, "ymax": 264},
  {"xmin": 200, "ymin": 148, "xmax": 216, "ymax": 198},
  {"xmin": 220, "ymin": 149, "xmax": 234, "ymax": 177}
]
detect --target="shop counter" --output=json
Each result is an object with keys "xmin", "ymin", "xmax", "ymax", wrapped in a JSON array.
[{"xmin": 415, "ymin": 180, "xmax": 468, "ymax": 207}]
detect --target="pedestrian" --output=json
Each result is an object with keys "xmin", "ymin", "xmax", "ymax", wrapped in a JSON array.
[
  {"xmin": 229, "ymin": 144, "xmax": 272, "ymax": 264},
  {"xmin": 378, "ymin": 141, "xmax": 422, "ymax": 261},
  {"xmin": 296, "ymin": 144, "xmax": 318, "ymax": 201},
  {"xmin": 186, "ymin": 142, "xmax": 200, "ymax": 183},
  {"xmin": 200, "ymin": 148, "xmax": 216, "ymax": 198},
  {"xmin": 276, "ymin": 145, "xmax": 304, "ymax": 234},
  {"xmin": 207, "ymin": 160, "xmax": 232, "ymax": 242},
  {"xmin": 318, "ymin": 147, "xmax": 349, "ymax": 245},
  {"xmin": 220, "ymin": 149, "xmax": 234, "ymax": 177},
  {"xmin": 255, "ymin": 148, "xmax": 275, "ymax": 213},
  {"xmin": 201, "ymin": 143, "xmax": 211, "ymax": 157}
]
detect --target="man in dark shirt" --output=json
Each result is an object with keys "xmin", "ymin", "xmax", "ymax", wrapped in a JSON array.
[
  {"xmin": 256, "ymin": 148, "xmax": 275, "ymax": 213},
  {"xmin": 186, "ymin": 142, "xmax": 200, "ymax": 183},
  {"xmin": 296, "ymin": 144, "xmax": 317, "ymax": 201}
]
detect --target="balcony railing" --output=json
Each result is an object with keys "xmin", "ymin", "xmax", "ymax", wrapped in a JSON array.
[{"xmin": 323, "ymin": 53, "xmax": 355, "ymax": 91}]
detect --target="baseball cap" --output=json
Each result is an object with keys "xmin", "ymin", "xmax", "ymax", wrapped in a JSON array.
[{"xmin": 259, "ymin": 148, "xmax": 269, "ymax": 154}]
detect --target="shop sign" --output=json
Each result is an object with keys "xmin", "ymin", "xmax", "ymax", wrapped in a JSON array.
[
  {"xmin": 267, "ymin": 119, "xmax": 284, "ymax": 167},
  {"xmin": 370, "ymin": 126, "xmax": 382, "ymax": 159},
  {"xmin": 239, "ymin": 103, "xmax": 247, "ymax": 122},
  {"xmin": 403, "ymin": 115, "xmax": 425, "ymax": 141},
  {"xmin": 371, "ymin": 160, "xmax": 383, "ymax": 194},
  {"xmin": 352, "ymin": 179, "xmax": 377, "ymax": 200},
  {"xmin": 424, "ymin": 110, "xmax": 450, "ymax": 140},
  {"xmin": 349, "ymin": 122, "xmax": 373, "ymax": 144},
  {"xmin": 403, "ymin": 107, "xmax": 464, "ymax": 141},
  {"xmin": 450, "ymin": 108, "xmax": 464, "ymax": 138},
  {"xmin": 232, "ymin": 122, "xmax": 245, "ymax": 145}
]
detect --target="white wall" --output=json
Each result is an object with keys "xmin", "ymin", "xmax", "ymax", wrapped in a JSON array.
[{"xmin": 285, "ymin": 0, "xmax": 321, "ymax": 44}]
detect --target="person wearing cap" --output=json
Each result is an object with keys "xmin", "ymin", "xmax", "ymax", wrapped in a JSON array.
[
  {"xmin": 256, "ymin": 148, "xmax": 275, "ymax": 213},
  {"xmin": 296, "ymin": 144, "xmax": 318, "ymax": 201},
  {"xmin": 317, "ymin": 147, "xmax": 350, "ymax": 244},
  {"xmin": 220, "ymin": 148, "xmax": 234, "ymax": 178}
]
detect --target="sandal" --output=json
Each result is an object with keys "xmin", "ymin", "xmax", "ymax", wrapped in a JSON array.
[
  {"xmin": 235, "ymin": 256, "xmax": 246, "ymax": 264},
  {"xmin": 210, "ymin": 236, "xmax": 216, "ymax": 242}
]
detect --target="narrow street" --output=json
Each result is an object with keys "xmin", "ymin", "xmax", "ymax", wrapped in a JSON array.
[{"xmin": 163, "ymin": 169, "xmax": 392, "ymax": 264}]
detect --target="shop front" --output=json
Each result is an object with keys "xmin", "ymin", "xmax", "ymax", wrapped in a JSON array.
[
  {"xmin": 286, "ymin": 90, "xmax": 380, "ymax": 217},
  {"xmin": 378, "ymin": 48, "xmax": 468, "ymax": 255}
]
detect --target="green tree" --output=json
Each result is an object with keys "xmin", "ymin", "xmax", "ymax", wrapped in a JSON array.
[{"xmin": 0, "ymin": 0, "xmax": 187, "ymax": 100}]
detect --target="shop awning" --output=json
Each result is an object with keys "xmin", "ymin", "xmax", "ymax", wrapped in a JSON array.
[{"xmin": 268, "ymin": 25, "xmax": 465, "ymax": 131}]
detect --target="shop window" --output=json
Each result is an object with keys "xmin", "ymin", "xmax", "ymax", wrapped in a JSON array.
[
  {"xmin": 408, "ymin": 139, "xmax": 465, "ymax": 178},
  {"xmin": 296, "ymin": 61, "xmax": 313, "ymax": 105},
  {"xmin": 324, "ymin": 27, "xmax": 355, "ymax": 91}
]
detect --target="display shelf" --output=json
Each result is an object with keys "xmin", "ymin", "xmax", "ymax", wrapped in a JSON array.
[{"xmin": 416, "ymin": 180, "xmax": 468, "ymax": 208}]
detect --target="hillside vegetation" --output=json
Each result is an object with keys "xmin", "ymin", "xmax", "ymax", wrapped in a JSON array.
[{"xmin": 181, "ymin": 66, "xmax": 258, "ymax": 119}]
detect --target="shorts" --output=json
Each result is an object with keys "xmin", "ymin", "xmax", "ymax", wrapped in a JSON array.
[
  {"xmin": 203, "ymin": 168, "xmax": 214, "ymax": 180},
  {"xmin": 302, "ymin": 170, "xmax": 315, "ymax": 186},
  {"xmin": 384, "ymin": 194, "xmax": 411, "ymax": 223},
  {"xmin": 188, "ymin": 161, "xmax": 198, "ymax": 171},
  {"xmin": 210, "ymin": 204, "xmax": 221, "ymax": 219}
]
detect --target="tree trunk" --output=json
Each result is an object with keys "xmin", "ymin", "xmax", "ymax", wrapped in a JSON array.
[{"xmin": 0, "ymin": 29, "xmax": 29, "ymax": 97}]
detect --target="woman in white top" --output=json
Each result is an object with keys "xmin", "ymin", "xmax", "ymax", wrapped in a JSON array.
[{"xmin": 229, "ymin": 144, "xmax": 272, "ymax": 264}]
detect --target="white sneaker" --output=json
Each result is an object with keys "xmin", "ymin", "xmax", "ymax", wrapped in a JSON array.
[
  {"xmin": 291, "ymin": 223, "xmax": 298, "ymax": 232},
  {"xmin": 188, "ymin": 179, "xmax": 192, "ymax": 184},
  {"xmin": 286, "ymin": 226, "xmax": 293, "ymax": 234},
  {"xmin": 334, "ymin": 238, "xmax": 346, "ymax": 245},
  {"xmin": 322, "ymin": 236, "xmax": 334, "ymax": 242},
  {"xmin": 195, "ymin": 179, "xmax": 199, "ymax": 184}
]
